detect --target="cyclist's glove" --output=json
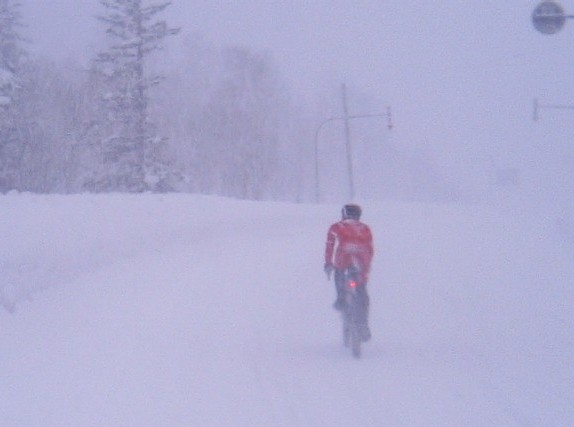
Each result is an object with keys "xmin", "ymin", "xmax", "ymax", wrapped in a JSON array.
[{"xmin": 324, "ymin": 263, "xmax": 334, "ymax": 279}]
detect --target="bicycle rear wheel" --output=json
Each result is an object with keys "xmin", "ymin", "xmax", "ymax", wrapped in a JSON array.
[
  {"xmin": 343, "ymin": 317, "xmax": 351, "ymax": 347},
  {"xmin": 350, "ymin": 327, "xmax": 361, "ymax": 358}
]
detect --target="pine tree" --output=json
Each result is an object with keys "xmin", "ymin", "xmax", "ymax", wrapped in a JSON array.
[
  {"xmin": 92, "ymin": 0, "xmax": 179, "ymax": 192},
  {"xmin": 0, "ymin": 0, "xmax": 24, "ymax": 104},
  {"xmin": 0, "ymin": 0, "xmax": 27, "ymax": 192}
]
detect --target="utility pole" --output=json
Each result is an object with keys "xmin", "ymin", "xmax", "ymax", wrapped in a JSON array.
[
  {"xmin": 341, "ymin": 83, "xmax": 355, "ymax": 201},
  {"xmin": 314, "ymin": 96, "xmax": 393, "ymax": 203}
]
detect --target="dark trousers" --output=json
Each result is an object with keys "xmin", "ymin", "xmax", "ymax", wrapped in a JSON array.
[{"xmin": 334, "ymin": 269, "xmax": 370, "ymax": 323}]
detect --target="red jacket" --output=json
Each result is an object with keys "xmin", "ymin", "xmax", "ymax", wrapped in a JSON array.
[{"xmin": 325, "ymin": 219, "xmax": 374, "ymax": 284}]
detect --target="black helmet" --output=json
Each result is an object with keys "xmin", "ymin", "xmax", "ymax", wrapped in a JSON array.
[{"xmin": 342, "ymin": 204, "xmax": 362, "ymax": 220}]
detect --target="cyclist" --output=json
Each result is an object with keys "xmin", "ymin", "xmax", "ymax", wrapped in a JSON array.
[{"xmin": 324, "ymin": 204, "xmax": 374, "ymax": 339}]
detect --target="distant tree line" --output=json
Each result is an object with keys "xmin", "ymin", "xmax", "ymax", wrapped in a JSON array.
[
  {"xmin": 0, "ymin": 0, "xmax": 451, "ymax": 202},
  {"xmin": 0, "ymin": 0, "xmax": 308, "ymax": 199}
]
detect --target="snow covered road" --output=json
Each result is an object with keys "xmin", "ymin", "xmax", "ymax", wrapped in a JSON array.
[{"xmin": 2, "ymin": 194, "xmax": 573, "ymax": 426}]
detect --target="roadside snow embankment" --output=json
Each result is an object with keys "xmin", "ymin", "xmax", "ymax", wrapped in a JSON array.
[{"xmin": 0, "ymin": 193, "xmax": 265, "ymax": 311}]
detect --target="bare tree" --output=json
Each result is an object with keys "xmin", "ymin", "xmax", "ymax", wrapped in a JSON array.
[{"xmin": 183, "ymin": 46, "xmax": 287, "ymax": 199}]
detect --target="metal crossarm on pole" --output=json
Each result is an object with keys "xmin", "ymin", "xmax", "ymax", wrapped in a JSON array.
[
  {"xmin": 314, "ymin": 108, "xmax": 393, "ymax": 202},
  {"xmin": 533, "ymin": 98, "xmax": 574, "ymax": 121}
]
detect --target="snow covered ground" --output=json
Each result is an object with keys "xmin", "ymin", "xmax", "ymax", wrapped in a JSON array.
[{"xmin": 1, "ymin": 193, "xmax": 573, "ymax": 426}]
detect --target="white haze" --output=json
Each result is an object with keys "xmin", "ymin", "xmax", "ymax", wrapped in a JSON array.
[
  {"xmin": 21, "ymin": 1, "xmax": 574, "ymax": 205},
  {"xmin": 2, "ymin": 193, "xmax": 573, "ymax": 426},
  {"xmin": 5, "ymin": 1, "xmax": 574, "ymax": 424}
]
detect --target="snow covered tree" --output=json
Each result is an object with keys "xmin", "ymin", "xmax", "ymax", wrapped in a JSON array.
[
  {"xmin": 90, "ymin": 0, "xmax": 179, "ymax": 192},
  {"xmin": 0, "ymin": 0, "xmax": 27, "ymax": 192},
  {"xmin": 0, "ymin": 0, "xmax": 23, "ymax": 106}
]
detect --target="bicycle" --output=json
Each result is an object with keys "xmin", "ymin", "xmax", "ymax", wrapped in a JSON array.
[{"xmin": 340, "ymin": 266, "xmax": 370, "ymax": 358}]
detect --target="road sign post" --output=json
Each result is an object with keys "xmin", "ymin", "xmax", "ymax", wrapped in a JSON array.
[
  {"xmin": 532, "ymin": 1, "xmax": 574, "ymax": 34},
  {"xmin": 531, "ymin": 2, "xmax": 574, "ymax": 122}
]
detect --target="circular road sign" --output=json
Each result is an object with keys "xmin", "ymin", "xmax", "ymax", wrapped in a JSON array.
[{"xmin": 532, "ymin": 1, "xmax": 566, "ymax": 34}]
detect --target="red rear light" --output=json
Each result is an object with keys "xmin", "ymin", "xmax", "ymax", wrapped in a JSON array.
[{"xmin": 349, "ymin": 280, "xmax": 358, "ymax": 288}]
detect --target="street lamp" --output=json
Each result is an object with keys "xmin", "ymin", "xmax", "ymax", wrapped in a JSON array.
[{"xmin": 314, "ymin": 109, "xmax": 393, "ymax": 202}]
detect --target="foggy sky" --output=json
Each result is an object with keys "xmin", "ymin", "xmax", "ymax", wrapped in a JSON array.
[{"xmin": 21, "ymin": 0, "xmax": 574, "ymax": 204}]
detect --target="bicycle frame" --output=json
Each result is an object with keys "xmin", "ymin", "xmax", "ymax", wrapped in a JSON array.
[{"xmin": 341, "ymin": 267, "xmax": 367, "ymax": 358}]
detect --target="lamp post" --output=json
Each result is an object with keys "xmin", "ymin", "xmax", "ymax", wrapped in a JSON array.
[{"xmin": 314, "ymin": 108, "xmax": 393, "ymax": 203}]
